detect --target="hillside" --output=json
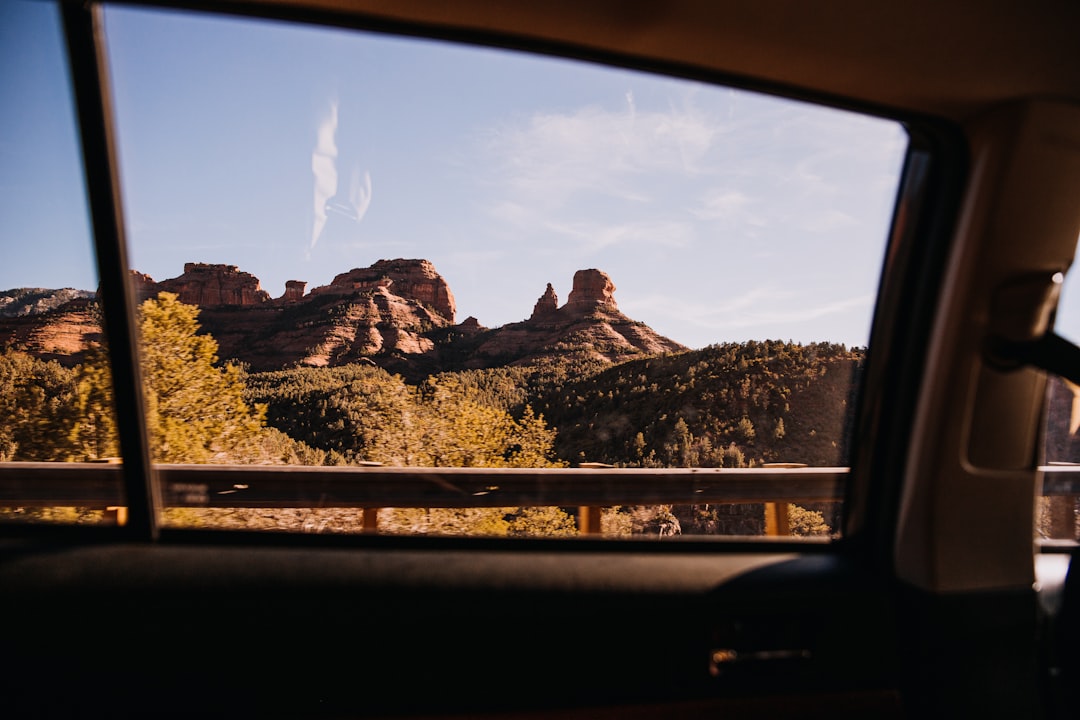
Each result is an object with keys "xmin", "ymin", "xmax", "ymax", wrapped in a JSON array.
[
  {"xmin": 245, "ymin": 340, "xmax": 861, "ymax": 470},
  {"xmin": 0, "ymin": 288, "xmax": 94, "ymax": 318},
  {"xmin": 534, "ymin": 340, "xmax": 861, "ymax": 468}
]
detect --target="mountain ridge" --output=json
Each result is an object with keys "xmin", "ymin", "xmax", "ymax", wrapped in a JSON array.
[{"xmin": 0, "ymin": 259, "xmax": 686, "ymax": 376}]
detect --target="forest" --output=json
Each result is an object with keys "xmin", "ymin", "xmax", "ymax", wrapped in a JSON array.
[{"xmin": 1, "ymin": 294, "xmax": 857, "ymax": 537}]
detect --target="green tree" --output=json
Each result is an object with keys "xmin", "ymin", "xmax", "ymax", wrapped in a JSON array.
[
  {"xmin": 380, "ymin": 507, "xmax": 511, "ymax": 536},
  {"xmin": 0, "ymin": 349, "xmax": 77, "ymax": 461},
  {"xmin": 788, "ymin": 504, "xmax": 831, "ymax": 536},
  {"xmin": 137, "ymin": 293, "xmax": 266, "ymax": 462},
  {"xmin": 507, "ymin": 506, "xmax": 577, "ymax": 536},
  {"xmin": 66, "ymin": 293, "xmax": 271, "ymax": 463},
  {"xmin": 67, "ymin": 346, "xmax": 119, "ymax": 460}
]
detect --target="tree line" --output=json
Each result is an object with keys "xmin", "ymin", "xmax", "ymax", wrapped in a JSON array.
[{"xmin": 1, "ymin": 294, "xmax": 851, "ymax": 536}]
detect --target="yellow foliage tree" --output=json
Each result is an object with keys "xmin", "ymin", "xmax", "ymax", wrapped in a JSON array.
[
  {"xmin": 137, "ymin": 293, "xmax": 265, "ymax": 462},
  {"xmin": 66, "ymin": 293, "xmax": 267, "ymax": 463}
]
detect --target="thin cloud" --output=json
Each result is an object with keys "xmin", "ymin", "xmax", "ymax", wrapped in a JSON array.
[
  {"xmin": 693, "ymin": 189, "xmax": 757, "ymax": 224},
  {"xmin": 624, "ymin": 289, "xmax": 874, "ymax": 333},
  {"xmin": 481, "ymin": 95, "xmax": 721, "ymax": 211},
  {"xmin": 543, "ymin": 218, "xmax": 696, "ymax": 254},
  {"xmin": 800, "ymin": 209, "xmax": 858, "ymax": 233}
]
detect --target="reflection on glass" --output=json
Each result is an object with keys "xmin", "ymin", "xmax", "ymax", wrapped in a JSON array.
[
  {"xmin": 102, "ymin": 6, "xmax": 906, "ymax": 537},
  {"xmin": 0, "ymin": 0, "xmax": 122, "ymax": 525}
]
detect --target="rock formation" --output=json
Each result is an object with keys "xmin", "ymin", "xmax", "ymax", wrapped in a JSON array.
[
  {"xmin": 529, "ymin": 284, "xmax": 559, "ymax": 321},
  {"xmin": 1, "ymin": 261, "xmax": 685, "ymax": 374},
  {"xmin": 0, "ymin": 296, "xmax": 102, "ymax": 366},
  {"xmin": 309, "ymin": 259, "xmax": 455, "ymax": 322},
  {"xmin": 565, "ymin": 269, "xmax": 617, "ymax": 311},
  {"xmin": 0, "ymin": 288, "xmax": 94, "ymax": 318},
  {"xmin": 129, "ymin": 271, "xmax": 158, "ymax": 301},
  {"xmin": 281, "ymin": 281, "xmax": 307, "ymax": 303},
  {"xmin": 153, "ymin": 263, "xmax": 271, "ymax": 307},
  {"xmin": 457, "ymin": 316, "xmax": 485, "ymax": 335},
  {"xmin": 468, "ymin": 270, "xmax": 686, "ymax": 367}
]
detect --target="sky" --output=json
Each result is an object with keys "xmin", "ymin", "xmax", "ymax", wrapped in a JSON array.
[{"xmin": 0, "ymin": 0, "xmax": 944, "ymax": 350}]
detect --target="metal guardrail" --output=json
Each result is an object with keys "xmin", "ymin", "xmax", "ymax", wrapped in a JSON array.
[
  {"xmin": 0, "ymin": 463, "xmax": 847, "ymax": 535},
  {"xmin": 0, "ymin": 462, "xmax": 847, "ymax": 508},
  {"xmin": 2, "ymin": 462, "xmax": 1075, "ymax": 536}
]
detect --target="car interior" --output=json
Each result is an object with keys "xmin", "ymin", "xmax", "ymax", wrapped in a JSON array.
[{"xmin": 2, "ymin": 0, "xmax": 1080, "ymax": 718}]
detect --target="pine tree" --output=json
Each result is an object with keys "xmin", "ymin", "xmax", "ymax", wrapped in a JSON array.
[{"xmin": 137, "ymin": 292, "xmax": 266, "ymax": 462}]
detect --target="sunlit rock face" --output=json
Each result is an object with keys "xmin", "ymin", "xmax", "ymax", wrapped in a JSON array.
[
  {"xmin": 529, "ymin": 283, "xmax": 559, "ymax": 321},
  {"xmin": 281, "ymin": 281, "xmax": 307, "ymax": 303},
  {"xmin": 310, "ymin": 259, "xmax": 456, "ymax": 323},
  {"xmin": 1, "ymin": 262, "xmax": 684, "ymax": 375},
  {"xmin": 0, "ymin": 294, "xmax": 102, "ymax": 366},
  {"xmin": 565, "ymin": 269, "xmax": 617, "ymax": 312},
  {"xmin": 110, "ymin": 259, "xmax": 456, "ymax": 371},
  {"xmin": 188, "ymin": 259, "xmax": 455, "ymax": 371},
  {"xmin": 469, "ymin": 269, "xmax": 686, "ymax": 368},
  {"xmin": 152, "ymin": 263, "xmax": 272, "ymax": 307}
]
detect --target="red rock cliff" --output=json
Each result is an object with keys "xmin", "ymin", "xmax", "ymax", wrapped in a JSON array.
[
  {"xmin": 565, "ymin": 269, "xmax": 617, "ymax": 312},
  {"xmin": 310, "ymin": 258, "xmax": 456, "ymax": 322},
  {"xmin": 529, "ymin": 283, "xmax": 559, "ymax": 321},
  {"xmin": 149, "ymin": 263, "xmax": 271, "ymax": 307}
]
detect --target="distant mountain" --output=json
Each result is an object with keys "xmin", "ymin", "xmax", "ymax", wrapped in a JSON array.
[
  {"xmin": 0, "ymin": 289, "xmax": 100, "ymax": 366},
  {"xmin": 0, "ymin": 288, "xmax": 94, "ymax": 318},
  {"xmin": 0, "ymin": 260, "xmax": 685, "ymax": 375}
]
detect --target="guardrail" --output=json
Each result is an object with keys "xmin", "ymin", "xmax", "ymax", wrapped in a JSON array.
[
  {"xmin": 0, "ymin": 462, "xmax": 845, "ymax": 535},
  {"xmin": 0, "ymin": 462, "xmax": 1075, "ymax": 536}
]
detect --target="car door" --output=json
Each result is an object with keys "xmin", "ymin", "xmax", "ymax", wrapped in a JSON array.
[{"xmin": 2, "ymin": 1, "xmax": 1078, "ymax": 718}]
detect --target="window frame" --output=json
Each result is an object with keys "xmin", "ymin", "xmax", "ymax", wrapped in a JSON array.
[{"xmin": 0, "ymin": 0, "xmax": 965, "ymax": 559}]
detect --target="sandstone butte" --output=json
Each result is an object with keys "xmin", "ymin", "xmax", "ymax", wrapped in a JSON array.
[{"xmin": 0, "ymin": 261, "xmax": 687, "ymax": 374}]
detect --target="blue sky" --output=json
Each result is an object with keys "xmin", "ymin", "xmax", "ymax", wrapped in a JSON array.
[{"xmin": 2, "ymin": 0, "xmax": 928, "ymax": 350}]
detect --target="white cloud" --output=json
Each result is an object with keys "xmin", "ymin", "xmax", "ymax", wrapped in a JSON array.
[
  {"xmin": 693, "ymin": 189, "xmax": 761, "ymax": 228},
  {"xmin": 542, "ymin": 218, "xmax": 696, "ymax": 254},
  {"xmin": 800, "ymin": 209, "xmax": 858, "ymax": 233},
  {"xmin": 624, "ymin": 288, "xmax": 875, "ymax": 334},
  {"xmin": 481, "ymin": 96, "xmax": 722, "ymax": 212},
  {"xmin": 461, "ymin": 86, "xmax": 902, "ymax": 347}
]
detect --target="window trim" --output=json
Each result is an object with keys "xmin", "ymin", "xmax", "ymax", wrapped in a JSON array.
[
  {"xmin": 2, "ymin": 0, "xmax": 964, "ymax": 553},
  {"xmin": 61, "ymin": 0, "xmax": 159, "ymax": 539}
]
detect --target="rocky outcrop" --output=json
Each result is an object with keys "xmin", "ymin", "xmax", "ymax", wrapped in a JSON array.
[
  {"xmin": 105, "ymin": 259, "xmax": 459, "ymax": 371},
  {"xmin": 529, "ymin": 284, "xmax": 559, "ymax": 321},
  {"xmin": 294, "ymin": 283, "xmax": 446, "ymax": 367},
  {"xmin": 281, "ymin": 281, "xmax": 307, "ymax": 303},
  {"xmin": 154, "ymin": 263, "xmax": 271, "ymax": 307},
  {"xmin": 0, "ymin": 296, "xmax": 102, "ymax": 366},
  {"xmin": 129, "ymin": 271, "xmax": 158, "ymax": 301},
  {"xmin": 468, "ymin": 270, "xmax": 686, "ymax": 367},
  {"xmin": 0, "ymin": 288, "xmax": 94, "ymax": 318},
  {"xmin": 3, "ymin": 262, "xmax": 685, "ymax": 374},
  {"xmin": 457, "ymin": 316, "xmax": 485, "ymax": 335},
  {"xmin": 565, "ymin": 269, "xmax": 617, "ymax": 312},
  {"xmin": 310, "ymin": 259, "xmax": 455, "ymax": 323}
]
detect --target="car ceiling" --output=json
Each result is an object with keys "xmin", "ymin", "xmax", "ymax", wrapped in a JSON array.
[{"xmin": 149, "ymin": 0, "xmax": 1080, "ymax": 122}]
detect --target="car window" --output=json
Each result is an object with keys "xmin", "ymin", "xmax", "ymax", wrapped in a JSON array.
[
  {"xmin": 0, "ymin": 0, "xmax": 123, "ymax": 526},
  {"xmin": 2, "ymin": 1, "xmax": 909, "ymax": 539},
  {"xmin": 1040, "ymin": 252, "xmax": 1080, "ymax": 542}
]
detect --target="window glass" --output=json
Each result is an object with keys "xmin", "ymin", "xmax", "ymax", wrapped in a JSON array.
[
  {"xmin": 1040, "ymin": 250, "xmax": 1080, "ymax": 541},
  {"xmin": 0, "ymin": 0, "xmax": 123, "ymax": 526},
  {"xmin": 97, "ymin": 5, "xmax": 905, "ymax": 538}
]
